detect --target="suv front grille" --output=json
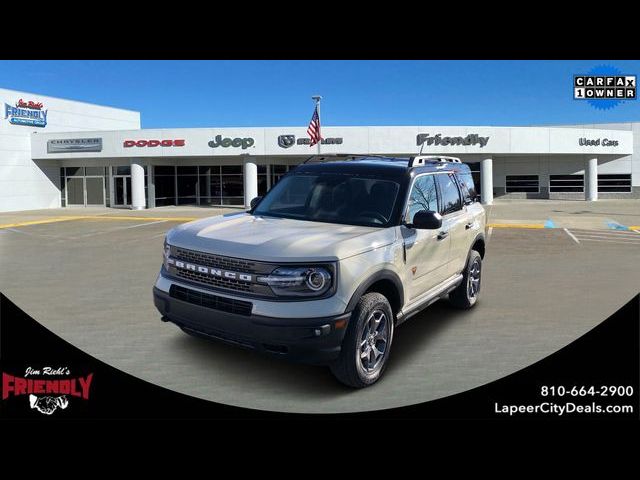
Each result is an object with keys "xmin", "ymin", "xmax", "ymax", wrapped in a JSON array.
[
  {"xmin": 168, "ymin": 246, "xmax": 276, "ymax": 297},
  {"xmin": 175, "ymin": 269, "xmax": 252, "ymax": 292},
  {"xmin": 170, "ymin": 285, "xmax": 253, "ymax": 316},
  {"xmin": 175, "ymin": 247, "xmax": 257, "ymax": 273}
]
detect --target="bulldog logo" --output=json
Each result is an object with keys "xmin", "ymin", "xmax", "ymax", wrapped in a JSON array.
[{"xmin": 278, "ymin": 135, "xmax": 296, "ymax": 148}]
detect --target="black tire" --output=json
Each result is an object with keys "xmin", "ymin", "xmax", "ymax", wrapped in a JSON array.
[
  {"xmin": 448, "ymin": 250, "xmax": 482, "ymax": 309},
  {"xmin": 330, "ymin": 292, "xmax": 394, "ymax": 388}
]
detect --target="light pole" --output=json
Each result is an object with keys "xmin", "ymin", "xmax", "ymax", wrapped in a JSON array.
[{"xmin": 312, "ymin": 95, "xmax": 322, "ymax": 155}]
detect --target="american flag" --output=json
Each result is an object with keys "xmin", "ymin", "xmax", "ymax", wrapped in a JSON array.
[{"xmin": 307, "ymin": 105, "xmax": 322, "ymax": 147}]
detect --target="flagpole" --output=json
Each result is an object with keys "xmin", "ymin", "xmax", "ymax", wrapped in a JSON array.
[{"xmin": 312, "ymin": 95, "xmax": 322, "ymax": 155}]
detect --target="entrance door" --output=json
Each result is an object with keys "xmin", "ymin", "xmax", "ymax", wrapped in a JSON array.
[
  {"xmin": 66, "ymin": 178, "xmax": 85, "ymax": 206},
  {"xmin": 85, "ymin": 177, "xmax": 105, "ymax": 206},
  {"xmin": 113, "ymin": 176, "xmax": 131, "ymax": 207}
]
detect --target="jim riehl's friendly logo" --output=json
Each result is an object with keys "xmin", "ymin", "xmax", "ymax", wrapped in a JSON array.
[
  {"xmin": 574, "ymin": 65, "xmax": 636, "ymax": 110},
  {"xmin": 2, "ymin": 367, "xmax": 94, "ymax": 415}
]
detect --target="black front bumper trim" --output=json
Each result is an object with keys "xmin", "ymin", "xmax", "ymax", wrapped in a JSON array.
[{"xmin": 154, "ymin": 286, "xmax": 350, "ymax": 365}]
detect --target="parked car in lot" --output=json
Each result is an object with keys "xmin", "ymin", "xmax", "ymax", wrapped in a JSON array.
[{"xmin": 153, "ymin": 155, "xmax": 486, "ymax": 387}]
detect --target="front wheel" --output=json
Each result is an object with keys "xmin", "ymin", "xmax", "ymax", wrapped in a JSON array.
[
  {"xmin": 448, "ymin": 250, "xmax": 482, "ymax": 309},
  {"xmin": 330, "ymin": 292, "xmax": 394, "ymax": 388}
]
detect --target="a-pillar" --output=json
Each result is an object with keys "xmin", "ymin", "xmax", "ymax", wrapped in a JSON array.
[
  {"xmin": 585, "ymin": 157, "xmax": 598, "ymax": 201},
  {"xmin": 131, "ymin": 161, "xmax": 146, "ymax": 210},
  {"xmin": 243, "ymin": 157, "xmax": 258, "ymax": 207},
  {"xmin": 480, "ymin": 157, "xmax": 493, "ymax": 205}
]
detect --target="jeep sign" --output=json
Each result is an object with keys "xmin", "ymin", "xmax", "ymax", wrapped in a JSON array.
[{"xmin": 209, "ymin": 135, "xmax": 255, "ymax": 150}]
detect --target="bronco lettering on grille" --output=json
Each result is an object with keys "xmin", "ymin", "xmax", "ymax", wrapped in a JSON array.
[{"xmin": 170, "ymin": 258, "xmax": 253, "ymax": 282}]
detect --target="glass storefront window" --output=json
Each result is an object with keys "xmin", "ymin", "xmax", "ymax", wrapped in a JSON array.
[
  {"xmin": 85, "ymin": 166, "xmax": 105, "ymax": 176},
  {"xmin": 177, "ymin": 175, "xmax": 198, "ymax": 205},
  {"xmin": 258, "ymin": 175, "xmax": 268, "ymax": 196},
  {"xmin": 221, "ymin": 175, "xmax": 243, "ymax": 197},
  {"xmin": 199, "ymin": 166, "xmax": 220, "ymax": 175},
  {"xmin": 155, "ymin": 166, "xmax": 175, "ymax": 176},
  {"xmin": 66, "ymin": 167, "xmax": 84, "ymax": 177},
  {"xmin": 177, "ymin": 166, "xmax": 198, "ymax": 175},
  {"xmin": 155, "ymin": 175, "xmax": 175, "ymax": 205},
  {"xmin": 150, "ymin": 164, "xmax": 250, "ymax": 207},
  {"xmin": 222, "ymin": 165, "xmax": 242, "ymax": 175},
  {"xmin": 199, "ymin": 172, "xmax": 221, "ymax": 197}
]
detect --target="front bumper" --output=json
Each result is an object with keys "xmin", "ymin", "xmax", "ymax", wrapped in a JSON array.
[{"xmin": 153, "ymin": 286, "xmax": 350, "ymax": 365}]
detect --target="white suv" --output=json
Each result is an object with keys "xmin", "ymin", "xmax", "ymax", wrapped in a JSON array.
[{"xmin": 153, "ymin": 156, "xmax": 486, "ymax": 387}]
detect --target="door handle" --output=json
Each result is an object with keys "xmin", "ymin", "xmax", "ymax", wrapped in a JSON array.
[
  {"xmin": 437, "ymin": 231, "xmax": 449, "ymax": 240},
  {"xmin": 465, "ymin": 222, "xmax": 474, "ymax": 230}
]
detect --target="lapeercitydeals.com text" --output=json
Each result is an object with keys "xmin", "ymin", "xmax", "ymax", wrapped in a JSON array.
[{"xmin": 494, "ymin": 402, "xmax": 634, "ymax": 417}]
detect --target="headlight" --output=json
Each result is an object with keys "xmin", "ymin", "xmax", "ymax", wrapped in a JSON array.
[
  {"xmin": 163, "ymin": 239, "xmax": 171, "ymax": 269},
  {"xmin": 257, "ymin": 266, "xmax": 333, "ymax": 297}
]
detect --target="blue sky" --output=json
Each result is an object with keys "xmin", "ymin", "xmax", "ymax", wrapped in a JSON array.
[{"xmin": 1, "ymin": 60, "xmax": 639, "ymax": 128}]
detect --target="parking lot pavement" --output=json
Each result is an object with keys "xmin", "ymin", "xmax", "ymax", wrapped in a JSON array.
[
  {"xmin": 1, "ymin": 207, "xmax": 639, "ymax": 413},
  {"xmin": 487, "ymin": 199, "xmax": 640, "ymax": 231}
]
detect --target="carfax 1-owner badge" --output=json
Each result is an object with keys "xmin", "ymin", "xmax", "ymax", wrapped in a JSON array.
[
  {"xmin": 574, "ymin": 65, "xmax": 636, "ymax": 110},
  {"xmin": 2, "ymin": 367, "xmax": 94, "ymax": 415}
]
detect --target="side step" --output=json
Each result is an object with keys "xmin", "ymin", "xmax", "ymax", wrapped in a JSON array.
[{"xmin": 396, "ymin": 274, "xmax": 463, "ymax": 325}]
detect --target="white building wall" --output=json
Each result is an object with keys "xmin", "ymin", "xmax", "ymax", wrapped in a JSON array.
[
  {"xmin": 0, "ymin": 88, "xmax": 140, "ymax": 213},
  {"xmin": 551, "ymin": 122, "xmax": 638, "ymax": 187}
]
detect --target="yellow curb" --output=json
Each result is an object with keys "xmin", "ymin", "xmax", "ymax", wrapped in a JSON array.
[
  {"xmin": 487, "ymin": 223, "xmax": 546, "ymax": 229},
  {"xmin": 0, "ymin": 215, "xmax": 198, "ymax": 230}
]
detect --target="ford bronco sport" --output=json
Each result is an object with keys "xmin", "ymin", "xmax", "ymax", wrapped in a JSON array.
[{"xmin": 153, "ymin": 155, "xmax": 486, "ymax": 387}]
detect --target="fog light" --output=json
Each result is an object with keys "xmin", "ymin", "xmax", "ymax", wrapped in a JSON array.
[{"xmin": 313, "ymin": 324, "xmax": 331, "ymax": 336}]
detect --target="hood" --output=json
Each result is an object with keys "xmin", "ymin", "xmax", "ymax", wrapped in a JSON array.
[{"xmin": 166, "ymin": 212, "xmax": 397, "ymax": 262}]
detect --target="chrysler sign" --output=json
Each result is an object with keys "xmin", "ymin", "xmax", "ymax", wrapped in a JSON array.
[{"xmin": 47, "ymin": 138, "xmax": 103, "ymax": 153}]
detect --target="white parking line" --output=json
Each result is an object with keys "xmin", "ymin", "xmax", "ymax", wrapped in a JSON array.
[
  {"xmin": 571, "ymin": 228, "xmax": 640, "ymax": 236},
  {"xmin": 487, "ymin": 227, "xmax": 493, "ymax": 242},
  {"xmin": 3, "ymin": 227, "xmax": 65, "ymax": 240},
  {"xmin": 577, "ymin": 238, "xmax": 640, "ymax": 245},
  {"xmin": 119, "ymin": 220, "xmax": 168, "ymax": 230},
  {"xmin": 564, "ymin": 228, "xmax": 580, "ymax": 244},
  {"xmin": 572, "ymin": 233, "xmax": 640, "ymax": 242},
  {"xmin": 74, "ymin": 220, "xmax": 169, "ymax": 238}
]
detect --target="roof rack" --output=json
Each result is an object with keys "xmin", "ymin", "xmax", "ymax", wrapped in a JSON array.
[
  {"xmin": 302, "ymin": 154, "xmax": 399, "ymax": 164},
  {"xmin": 408, "ymin": 155, "xmax": 461, "ymax": 167}
]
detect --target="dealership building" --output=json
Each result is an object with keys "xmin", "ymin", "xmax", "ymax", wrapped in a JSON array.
[{"xmin": 1, "ymin": 87, "xmax": 638, "ymax": 213}]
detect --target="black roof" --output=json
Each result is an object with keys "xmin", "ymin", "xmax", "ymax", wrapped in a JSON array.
[{"xmin": 293, "ymin": 155, "xmax": 470, "ymax": 177}]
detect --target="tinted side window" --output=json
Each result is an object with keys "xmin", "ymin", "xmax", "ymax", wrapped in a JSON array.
[
  {"xmin": 456, "ymin": 172, "xmax": 477, "ymax": 203},
  {"xmin": 406, "ymin": 174, "xmax": 438, "ymax": 224},
  {"xmin": 436, "ymin": 173, "xmax": 462, "ymax": 215}
]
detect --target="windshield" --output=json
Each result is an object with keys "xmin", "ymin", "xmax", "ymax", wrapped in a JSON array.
[{"xmin": 253, "ymin": 172, "xmax": 401, "ymax": 227}]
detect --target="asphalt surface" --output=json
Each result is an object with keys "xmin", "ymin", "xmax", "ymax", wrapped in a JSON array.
[{"xmin": 1, "ymin": 202, "xmax": 639, "ymax": 413}]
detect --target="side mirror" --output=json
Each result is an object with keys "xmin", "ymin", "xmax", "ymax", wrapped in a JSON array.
[
  {"xmin": 249, "ymin": 196, "xmax": 263, "ymax": 210},
  {"xmin": 411, "ymin": 210, "xmax": 442, "ymax": 229}
]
